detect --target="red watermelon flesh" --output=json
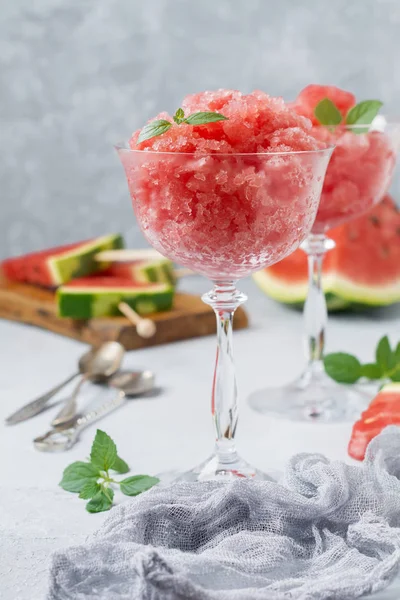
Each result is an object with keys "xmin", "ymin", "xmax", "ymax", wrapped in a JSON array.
[
  {"xmin": 65, "ymin": 275, "xmax": 149, "ymax": 288},
  {"xmin": 348, "ymin": 383, "xmax": 400, "ymax": 460},
  {"xmin": 293, "ymin": 84, "xmax": 356, "ymax": 125},
  {"xmin": 1, "ymin": 234, "xmax": 124, "ymax": 288},
  {"xmin": 253, "ymin": 195, "xmax": 400, "ymax": 307},
  {"xmin": 2, "ymin": 241, "xmax": 83, "ymax": 287}
]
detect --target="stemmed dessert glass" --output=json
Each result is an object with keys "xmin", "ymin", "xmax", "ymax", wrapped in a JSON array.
[
  {"xmin": 117, "ymin": 145, "xmax": 333, "ymax": 480},
  {"xmin": 249, "ymin": 120, "xmax": 400, "ymax": 422}
]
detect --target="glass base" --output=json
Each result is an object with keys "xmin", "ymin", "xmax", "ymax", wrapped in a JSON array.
[
  {"xmin": 248, "ymin": 367, "xmax": 372, "ymax": 423},
  {"xmin": 175, "ymin": 452, "xmax": 272, "ymax": 482}
]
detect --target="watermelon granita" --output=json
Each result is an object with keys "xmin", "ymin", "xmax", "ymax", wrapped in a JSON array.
[
  {"xmin": 118, "ymin": 90, "xmax": 333, "ymax": 280},
  {"xmin": 294, "ymin": 85, "xmax": 397, "ymax": 232}
]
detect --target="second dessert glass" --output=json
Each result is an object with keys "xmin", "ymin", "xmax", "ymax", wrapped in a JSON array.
[
  {"xmin": 117, "ymin": 145, "xmax": 333, "ymax": 480},
  {"xmin": 249, "ymin": 121, "xmax": 400, "ymax": 422}
]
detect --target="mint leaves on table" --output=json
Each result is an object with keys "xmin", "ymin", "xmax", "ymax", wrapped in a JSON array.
[
  {"xmin": 137, "ymin": 107, "xmax": 228, "ymax": 143},
  {"xmin": 314, "ymin": 98, "xmax": 383, "ymax": 130},
  {"xmin": 324, "ymin": 336, "xmax": 400, "ymax": 384},
  {"xmin": 59, "ymin": 429, "xmax": 159, "ymax": 513}
]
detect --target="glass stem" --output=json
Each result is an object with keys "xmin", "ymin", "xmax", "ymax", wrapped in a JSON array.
[
  {"xmin": 302, "ymin": 234, "xmax": 335, "ymax": 374},
  {"xmin": 202, "ymin": 282, "xmax": 246, "ymax": 464}
]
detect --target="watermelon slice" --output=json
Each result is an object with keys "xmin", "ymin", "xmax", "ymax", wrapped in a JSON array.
[
  {"xmin": 348, "ymin": 383, "xmax": 400, "ymax": 460},
  {"xmin": 253, "ymin": 196, "xmax": 400, "ymax": 310},
  {"xmin": 2, "ymin": 234, "xmax": 124, "ymax": 288},
  {"xmin": 105, "ymin": 257, "xmax": 175, "ymax": 285},
  {"xmin": 57, "ymin": 275, "xmax": 174, "ymax": 319}
]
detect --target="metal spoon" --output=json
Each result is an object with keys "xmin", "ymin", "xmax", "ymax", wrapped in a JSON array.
[
  {"xmin": 5, "ymin": 348, "xmax": 97, "ymax": 425},
  {"xmin": 51, "ymin": 341, "xmax": 125, "ymax": 428},
  {"xmin": 34, "ymin": 370, "xmax": 155, "ymax": 452}
]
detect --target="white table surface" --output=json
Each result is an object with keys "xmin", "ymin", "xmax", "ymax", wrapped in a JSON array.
[{"xmin": 1, "ymin": 276, "xmax": 399, "ymax": 600}]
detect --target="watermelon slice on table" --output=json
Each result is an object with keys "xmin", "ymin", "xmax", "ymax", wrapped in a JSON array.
[
  {"xmin": 348, "ymin": 383, "xmax": 400, "ymax": 460},
  {"xmin": 2, "ymin": 234, "xmax": 124, "ymax": 288},
  {"xmin": 57, "ymin": 275, "xmax": 174, "ymax": 319},
  {"xmin": 253, "ymin": 195, "xmax": 400, "ymax": 311}
]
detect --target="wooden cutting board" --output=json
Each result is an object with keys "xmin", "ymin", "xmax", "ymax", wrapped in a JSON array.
[{"xmin": 0, "ymin": 277, "xmax": 248, "ymax": 350}]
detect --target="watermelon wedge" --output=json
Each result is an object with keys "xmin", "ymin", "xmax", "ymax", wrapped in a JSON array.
[
  {"xmin": 253, "ymin": 196, "xmax": 400, "ymax": 310},
  {"xmin": 2, "ymin": 234, "xmax": 124, "ymax": 288},
  {"xmin": 348, "ymin": 383, "xmax": 400, "ymax": 460},
  {"xmin": 57, "ymin": 275, "xmax": 174, "ymax": 319},
  {"xmin": 105, "ymin": 257, "xmax": 175, "ymax": 285}
]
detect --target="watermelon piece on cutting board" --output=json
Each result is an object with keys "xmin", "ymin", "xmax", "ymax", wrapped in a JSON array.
[
  {"xmin": 2, "ymin": 234, "xmax": 124, "ymax": 287},
  {"xmin": 253, "ymin": 195, "xmax": 400, "ymax": 310},
  {"xmin": 106, "ymin": 257, "xmax": 175, "ymax": 285},
  {"xmin": 57, "ymin": 275, "xmax": 174, "ymax": 319},
  {"xmin": 348, "ymin": 383, "xmax": 400, "ymax": 460}
]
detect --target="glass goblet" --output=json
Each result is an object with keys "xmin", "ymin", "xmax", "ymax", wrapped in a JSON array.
[
  {"xmin": 116, "ymin": 145, "xmax": 333, "ymax": 480},
  {"xmin": 249, "ymin": 121, "xmax": 400, "ymax": 422}
]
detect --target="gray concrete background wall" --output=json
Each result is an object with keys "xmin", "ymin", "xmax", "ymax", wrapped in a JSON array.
[{"xmin": 1, "ymin": 0, "xmax": 399, "ymax": 258}]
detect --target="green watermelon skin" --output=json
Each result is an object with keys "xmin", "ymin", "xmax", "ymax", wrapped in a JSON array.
[
  {"xmin": 57, "ymin": 276, "xmax": 174, "ymax": 319},
  {"xmin": 2, "ymin": 234, "xmax": 124, "ymax": 288},
  {"xmin": 253, "ymin": 196, "xmax": 400, "ymax": 311},
  {"xmin": 106, "ymin": 258, "xmax": 175, "ymax": 285}
]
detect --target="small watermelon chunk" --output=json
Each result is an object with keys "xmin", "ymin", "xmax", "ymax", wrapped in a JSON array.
[
  {"xmin": 293, "ymin": 84, "xmax": 356, "ymax": 125},
  {"xmin": 253, "ymin": 195, "xmax": 400, "ymax": 310},
  {"xmin": 348, "ymin": 383, "xmax": 400, "ymax": 460},
  {"xmin": 2, "ymin": 234, "xmax": 124, "ymax": 288},
  {"xmin": 105, "ymin": 257, "xmax": 175, "ymax": 285},
  {"xmin": 57, "ymin": 275, "xmax": 174, "ymax": 319}
]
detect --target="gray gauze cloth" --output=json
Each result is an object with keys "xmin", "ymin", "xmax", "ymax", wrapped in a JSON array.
[{"xmin": 48, "ymin": 427, "xmax": 400, "ymax": 600}]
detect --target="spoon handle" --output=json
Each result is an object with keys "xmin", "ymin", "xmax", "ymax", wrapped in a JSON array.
[
  {"xmin": 51, "ymin": 373, "xmax": 89, "ymax": 428},
  {"xmin": 5, "ymin": 372, "xmax": 79, "ymax": 425},
  {"xmin": 34, "ymin": 390, "xmax": 126, "ymax": 452}
]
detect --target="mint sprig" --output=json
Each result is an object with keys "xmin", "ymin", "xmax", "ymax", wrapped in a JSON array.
[
  {"xmin": 345, "ymin": 100, "xmax": 383, "ymax": 126},
  {"xmin": 137, "ymin": 107, "xmax": 227, "ymax": 143},
  {"xmin": 59, "ymin": 430, "xmax": 159, "ymax": 513},
  {"xmin": 314, "ymin": 98, "xmax": 383, "ymax": 131},
  {"xmin": 314, "ymin": 99, "xmax": 342, "ymax": 127},
  {"xmin": 324, "ymin": 335, "xmax": 400, "ymax": 384}
]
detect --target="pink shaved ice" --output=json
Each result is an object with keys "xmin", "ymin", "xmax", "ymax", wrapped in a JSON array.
[
  {"xmin": 293, "ymin": 84, "xmax": 356, "ymax": 125},
  {"xmin": 291, "ymin": 84, "xmax": 396, "ymax": 232},
  {"xmin": 121, "ymin": 90, "xmax": 331, "ymax": 279},
  {"xmin": 131, "ymin": 90, "xmax": 323, "ymax": 154},
  {"xmin": 310, "ymin": 126, "xmax": 395, "ymax": 232}
]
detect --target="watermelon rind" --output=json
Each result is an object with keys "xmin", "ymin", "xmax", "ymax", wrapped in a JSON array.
[
  {"xmin": 57, "ymin": 282, "xmax": 174, "ymax": 319},
  {"xmin": 252, "ymin": 269, "xmax": 400, "ymax": 311},
  {"xmin": 379, "ymin": 382, "xmax": 400, "ymax": 395},
  {"xmin": 133, "ymin": 258, "xmax": 175, "ymax": 285},
  {"xmin": 48, "ymin": 234, "xmax": 124, "ymax": 286}
]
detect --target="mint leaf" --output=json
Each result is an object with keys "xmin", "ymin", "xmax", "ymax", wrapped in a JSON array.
[
  {"xmin": 137, "ymin": 120, "xmax": 172, "ymax": 144},
  {"xmin": 391, "ymin": 367, "xmax": 400, "ymax": 382},
  {"xmin": 112, "ymin": 455, "xmax": 130, "ymax": 474},
  {"xmin": 376, "ymin": 336, "xmax": 395, "ymax": 373},
  {"xmin": 59, "ymin": 461, "xmax": 99, "ymax": 493},
  {"xmin": 360, "ymin": 363, "xmax": 382, "ymax": 380},
  {"xmin": 79, "ymin": 480, "xmax": 101, "ymax": 500},
  {"xmin": 173, "ymin": 108, "xmax": 185, "ymax": 124},
  {"xmin": 394, "ymin": 342, "xmax": 400, "ymax": 362},
  {"xmin": 120, "ymin": 475, "xmax": 159, "ymax": 496},
  {"xmin": 314, "ymin": 99, "xmax": 342, "ymax": 126},
  {"xmin": 346, "ymin": 100, "xmax": 383, "ymax": 126},
  {"xmin": 90, "ymin": 430, "xmax": 117, "ymax": 472},
  {"xmin": 86, "ymin": 488, "xmax": 114, "ymax": 514},
  {"xmin": 324, "ymin": 353, "xmax": 362, "ymax": 383},
  {"xmin": 183, "ymin": 111, "xmax": 227, "ymax": 125}
]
